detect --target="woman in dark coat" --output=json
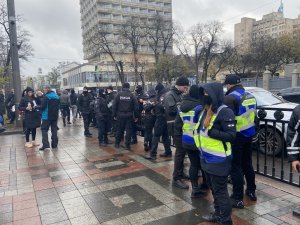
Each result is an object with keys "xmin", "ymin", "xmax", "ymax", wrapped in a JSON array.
[
  {"xmin": 19, "ymin": 87, "xmax": 41, "ymax": 148},
  {"xmin": 0, "ymin": 90, "xmax": 5, "ymax": 125}
]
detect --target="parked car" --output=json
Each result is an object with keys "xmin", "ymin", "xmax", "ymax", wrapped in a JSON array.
[
  {"xmin": 277, "ymin": 87, "xmax": 300, "ymax": 104},
  {"xmin": 244, "ymin": 87, "xmax": 298, "ymax": 155}
]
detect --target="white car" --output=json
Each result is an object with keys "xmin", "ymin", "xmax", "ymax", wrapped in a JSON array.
[{"xmin": 244, "ymin": 87, "xmax": 298, "ymax": 155}]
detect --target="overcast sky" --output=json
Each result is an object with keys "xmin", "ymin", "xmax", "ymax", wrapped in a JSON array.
[{"xmin": 14, "ymin": 0, "xmax": 300, "ymax": 76}]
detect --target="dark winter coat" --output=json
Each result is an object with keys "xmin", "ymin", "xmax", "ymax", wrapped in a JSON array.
[
  {"xmin": 112, "ymin": 88, "xmax": 139, "ymax": 118},
  {"xmin": 174, "ymin": 94, "xmax": 202, "ymax": 138},
  {"xmin": 40, "ymin": 91, "xmax": 60, "ymax": 121},
  {"xmin": 78, "ymin": 92, "xmax": 93, "ymax": 115},
  {"xmin": 5, "ymin": 93, "xmax": 15, "ymax": 109},
  {"xmin": 70, "ymin": 92, "xmax": 78, "ymax": 105},
  {"xmin": 94, "ymin": 96, "xmax": 109, "ymax": 120},
  {"xmin": 199, "ymin": 82, "xmax": 236, "ymax": 176},
  {"xmin": 0, "ymin": 93, "xmax": 5, "ymax": 115},
  {"xmin": 19, "ymin": 96, "xmax": 41, "ymax": 129},
  {"xmin": 163, "ymin": 86, "xmax": 183, "ymax": 136},
  {"xmin": 224, "ymin": 84, "xmax": 244, "ymax": 115},
  {"xmin": 287, "ymin": 104, "xmax": 300, "ymax": 162}
]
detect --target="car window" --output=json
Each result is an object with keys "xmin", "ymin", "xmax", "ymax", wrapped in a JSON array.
[{"xmin": 250, "ymin": 91, "xmax": 284, "ymax": 106}]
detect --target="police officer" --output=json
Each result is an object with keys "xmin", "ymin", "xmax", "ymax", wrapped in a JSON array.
[
  {"xmin": 144, "ymin": 84, "xmax": 171, "ymax": 160},
  {"xmin": 78, "ymin": 87, "xmax": 93, "ymax": 137},
  {"xmin": 199, "ymin": 83, "xmax": 236, "ymax": 225},
  {"xmin": 112, "ymin": 83, "xmax": 139, "ymax": 150},
  {"xmin": 287, "ymin": 104, "xmax": 300, "ymax": 217},
  {"xmin": 131, "ymin": 85, "xmax": 148, "ymax": 144},
  {"xmin": 143, "ymin": 89, "xmax": 156, "ymax": 152},
  {"xmin": 106, "ymin": 86, "xmax": 116, "ymax": 136},
  {"xmin": 223, "ymin": 74, "xmax": 257, "ymax": 209},
  {"xmin": 175, "ymin": 85, "xmax": 207, "ymax": 197}
]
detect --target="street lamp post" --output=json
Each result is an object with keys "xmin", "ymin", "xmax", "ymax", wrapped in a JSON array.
[{"xmin": 6, "ymin": 0, "xmax": 21, "ymax": 106}]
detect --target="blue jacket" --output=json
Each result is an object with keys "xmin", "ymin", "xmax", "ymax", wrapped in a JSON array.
[{"xmin": 41, "ymin": 91, "xmax": 60, "ymax": 120}]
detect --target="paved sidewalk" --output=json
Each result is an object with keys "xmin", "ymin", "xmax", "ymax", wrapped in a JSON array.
[{"xmin": 1, "ymin": 121, "xmax": 300, "ymax": 225}]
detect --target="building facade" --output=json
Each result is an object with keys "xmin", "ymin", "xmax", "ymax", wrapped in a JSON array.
[
  {"xmin": 79, "ymin": 0, "xmax": 173, "ymax": 81},
  {"xmin": 235, "ymin": 11, "xmax": 300, "ymax": 51}
]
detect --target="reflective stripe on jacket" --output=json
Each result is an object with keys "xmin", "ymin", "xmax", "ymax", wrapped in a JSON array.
[
  {"xmin": 229, "ymin": 89, "xmax": 256, "ymax": 137},
  {"xmin": 179, "ymin": 105, "xmax": 202, "ymax": 150},
  {"xmin": 199, "ymin": 105, "xmax": 232, "ymax": 163}
]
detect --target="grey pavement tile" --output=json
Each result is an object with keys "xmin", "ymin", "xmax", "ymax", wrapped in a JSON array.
[
  {"xmin": 41, "ymin": 210, "xmax": 69, "ymax": 225},
  {"xmin": 268, "ymin": 206, "xmax": 295, "ymax": 217},
  {"xmin": 0, "ymin": 203, "xmax": 12, "ymax": 213},
  {"xmin": 165, "ymin": 200, "xmax": 195, "ymax": 214},
  {"xmin": 109, "ymin": 194, "xmax": 135, "ymax": 208},
  {"xmin": 78, "ymin": 186, "xmax": 101, "ymax": 196},
  {"xmin": 65, "ymin": 204, "xmax": 93, "ymax": 219},
  {"xmin": 55, "ymin": 184, "xmax": 77, "ymax": 194},
  {"xmin": 262, "ymin": 214, "xmax": 285, "ymax": 224},
  {"xmin": 70, "ymin": 213, "xmax": 100, "ymax": 225},
  {"xmin": 232, "ymin": 208, "xmax": 260, "ymax": 220},
  {"xmin": 250, "ymin": 217, "xmax": 278, "ymax": 225},
  {"xmin": 74, "ymin": 180, "xmax": 95, "ymax": 189},
  {"xmin": 247, "ymin": 200, "xmax": 282, "ymax": 215},
  {"xmin": 146, "ymin": 205, "xmax": 176, "ymax": 220},
  {"xmin": 59, "ymin": 190, "xmax": 81, "ymax": 200},
  {"xmin": 62, "ymin": 197, "xmax": 88, "ymax": 209},
  {"xmin": 0, "ymin": 212, "xmax": 12, "ymax": 224},
  {"xmin": 281, "ymin": 194, "xmax": 300, "ymax": 204},
  {"xmin": 36, "ymin": 188, "xmax": 58, "ymax": 198},
  {"xmin": 37, "ymin": 194, "xmax": 61, "ymax": 206},
  {"xmin": 38, "ymin": 201, "xmax": 65, "ymax": 215},
  {"xmin": 125, "ymin": 211, "xmax": 156, "ymax": 225},
  {"xmin": 100, "ymin": 217, "xmax": 131, "ymax": 225},
  {"xmin": 95, "ymin": 161, "xmax": 125, "ymax": 169},
  {"xmin": 52, "ymin": 221, "xmax": 72, "ymax": 225}
]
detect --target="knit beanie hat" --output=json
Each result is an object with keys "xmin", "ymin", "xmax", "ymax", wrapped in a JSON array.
[
  {"xmin": 107, "ymin": 85, "xmax": 113, "ymax": 91},
  {"xmin": 155, "ymin": 83, "xmax": 164, "ymax": 92},
  {"xmin": 123, "ymin": 83, "xmax": 130, "ymax": 89},
  {"xmin": 175, "ymin": 76, "xmax": 189, "ymax": 86},
  {"xmin": 189, "ymin": 85, "xmax": 201, "ymax": 99}
]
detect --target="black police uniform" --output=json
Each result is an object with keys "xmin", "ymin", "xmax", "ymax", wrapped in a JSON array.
[
  {"xmin": 112, "ymin": 87, "xmax": 138, "ymax": 149},
  {"xmin": 78, "ymin": 91, "xmax": 93, "ymax": 136}
]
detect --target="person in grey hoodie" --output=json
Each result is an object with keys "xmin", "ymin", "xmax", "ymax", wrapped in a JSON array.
[{"xmin": 60, "ymin": 90, "xmax": 71, "ymax": 126}]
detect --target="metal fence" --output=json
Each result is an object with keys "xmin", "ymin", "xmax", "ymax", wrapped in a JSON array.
[
  {"xmin": 255, "ymin": 106, "xmax": 300, "ymax": 187},
  {"xmin": 241, "ymin": 76, "xmax": 300, "ymax": 92}
]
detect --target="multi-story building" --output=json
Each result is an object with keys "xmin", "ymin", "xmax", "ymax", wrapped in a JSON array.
[
  {"xmin": 234, "ymin": 2, "xmax": 300, "ymax": 51},
  {"xmin": 79, "ymin": 0, "xmax": 173, "ymax": 81}
]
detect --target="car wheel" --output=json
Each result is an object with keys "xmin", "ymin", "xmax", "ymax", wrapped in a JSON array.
[{"xmin": 258, "ymin": 126, "xmax": 283, "ymax": 156}]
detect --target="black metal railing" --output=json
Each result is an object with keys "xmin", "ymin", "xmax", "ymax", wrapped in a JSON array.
[
  {"xmin": 256, "ymin": 106, "xmax": 300, "ymax": 187},
  {"xmin": 138, "ymin": 106, "xmax": 300, "ymax": 186}
]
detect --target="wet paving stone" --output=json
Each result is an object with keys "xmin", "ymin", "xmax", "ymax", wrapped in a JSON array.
[{"xmin": 1, "ymin": 124, "xmax": 300, "ymax": 225}]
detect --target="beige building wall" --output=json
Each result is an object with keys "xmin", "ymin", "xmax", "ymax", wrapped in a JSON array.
[
  {"xmin": 234, "ymin": 12, "xmax": 300, "ymax": 51},
  {"xmin": 79, "ymin": 0, "xmax": 173, "ymax": 76}
]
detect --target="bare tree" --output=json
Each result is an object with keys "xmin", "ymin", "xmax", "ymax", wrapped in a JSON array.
[
  {"xmin": 89, "ymin": 25, "xmax": 125, "ymax": 85},
  {"xmin": 48, "ymin": 67, "xmax": 61, "ymax": 89},
  {"xmin": 144, "ymin": 14, "xmax": 174, "ymax": 64},
  {"xmin": 201, "ymin": 21, "xmax": 223, "ymax": 82},
  {"xmin": 120, "ymin": 17, "xmax": 145, "ymax": 86},
  {"xmin": 174, "ymin": 23, "xmax": 203, "ymax": 83},
  {"xmin": 0, "ymin": 1, "xmax": 33, "ymax": 90}
]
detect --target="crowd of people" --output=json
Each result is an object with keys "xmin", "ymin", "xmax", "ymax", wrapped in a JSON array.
[{"xmin": 4, "ymin": 74, "xmax": 299, "ymax": 225}]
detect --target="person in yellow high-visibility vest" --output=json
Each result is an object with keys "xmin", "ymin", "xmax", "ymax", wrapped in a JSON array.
[{"xmin": 198, "ymin": 83, "xmax": 236, "ymax": 225}]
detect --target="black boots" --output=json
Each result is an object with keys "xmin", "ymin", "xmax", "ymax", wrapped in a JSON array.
[{"xmin": 191, "ymin": 180, "xmax": 206, "ymax": 198}]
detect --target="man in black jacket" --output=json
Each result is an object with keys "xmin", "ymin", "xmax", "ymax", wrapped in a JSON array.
[
  {"xmin": 78, "ymin": 87, "xmax": 93, "ymax": 137},
  {"xmin": 143, "ymin": 89, "xmax": 156, "ymax": 152},
  {"xmin": 224, "ymin": 75, "xmax": 257, "ymax": 209},
  {"xmin": 5, "ymin": 89, "xmax": 15, "ymax": 124},
  {"xmin": 165, "ymin": 77, "xmax": 190, "ymax": 189},
  {"xmin": 106, "ymin": 86, "xmax": 116, "ymax": 136},
  {"xmin": 131, "ymin": 85, "xmax": 148, "ymax": 144},
  {"xmin": 112, "ymin": 83, "xmax": 138, "ymax": 150},
  {"xmin": 145, "ymin": 84, "xmax": 171, "ymax": 160},
  {"xmin": 39, "ymin": 86, "xmax": 60, "ymax": 150},
  {"xmin": 95, "ymin": 88, "xmax": 111, "ymax": 146},
  {"xmin": 70, "ymin": 89, "xmax": 78, "ymax": 123},
  {"xmin": 287, "ymin": 104, "xmax": 300, "ymax": 217}
]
